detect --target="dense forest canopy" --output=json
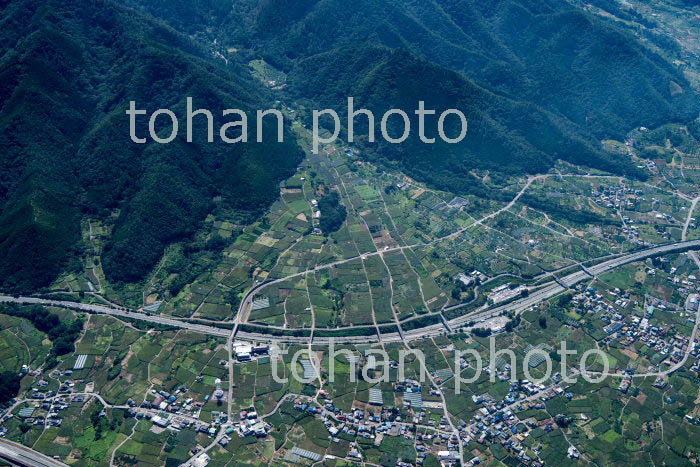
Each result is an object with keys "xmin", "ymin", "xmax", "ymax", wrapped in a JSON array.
[
  {"xmin": 0, "ymin": 371, "xmax": 20, "ymax": 405},
  {"xmin": 127, "ymin": 0, "xmax": 698, "ymax": 139},
  {"xmin": 288, "ymin": 45, "xmax": 647, "ymax": 195},
  {"xmin": 318, "ymin": 192, "xmax": 347, "ymax": 233},
  {"xmin": 0, "ymin": 0, "xmax": 698, "ymax": 292},
  {"xmin": 126, "ymin": 0, "xmax": 698, "ymax": 190},
  {"xmin": 0, "ymin": 0, "xmax": 302, "ymax": 290}
]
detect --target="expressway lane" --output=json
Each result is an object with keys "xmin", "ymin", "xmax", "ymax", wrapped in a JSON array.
[
  {"xmin": 0, "ymin": 439, "xmax": 66, "ymax": 467},
  {"xmin": 1, "ymin": 239, "xmax": 699, "ymax": 345},
  {"xmin": 0, "ymin": 296, "xmax": 231, "ymax": 338},
  {"xmin": 448, "ymin": 239, "xmax": 700, "ymax": 329}
]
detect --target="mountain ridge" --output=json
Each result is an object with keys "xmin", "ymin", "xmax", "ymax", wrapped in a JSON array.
[{"xmin": 0, "ymin": 0, "xmax": 303, "ymax": 290}]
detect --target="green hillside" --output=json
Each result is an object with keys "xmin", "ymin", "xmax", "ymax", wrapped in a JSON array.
[
  {"xmin": 289, "ymin": 45, "xmax": 644, "ymax": 195},
  {"xmin": 127, "ymin": 0, "xmax": 697, "ymax": 137},
  {"xmin": 126, "ymin": 0, "xmax": 698, "ymax": 188},
  {"xmin": 1, "ymin": 0, "xmax": 698, "ymax": 291},
  {"xmin": 0, "ymin": 0, "xmax": 303, "ymax": 290}
]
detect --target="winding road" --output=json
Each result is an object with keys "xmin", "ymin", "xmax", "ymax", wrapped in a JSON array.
[{"xmin": 2, "ymin": 239, "xmax": 699, "ymax": 345}]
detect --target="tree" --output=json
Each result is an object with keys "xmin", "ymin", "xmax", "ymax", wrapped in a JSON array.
[
  {"xmin": 0, "ymin": 371, "xmax": 21, "ymax": 405},
  {"xmin": 318, "ymin": 192, "xmax": 347, "ymax": 233}
]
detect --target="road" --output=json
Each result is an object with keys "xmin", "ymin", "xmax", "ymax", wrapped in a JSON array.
[
  {"xmin": 682, "ymin": 196, "xmax": 700, "ymax": 270},
  {"xmin": 3, "ymin": 392, "xmax": 212, "ymax": 466},
  {"xmin": 0, "ymin": 296, "xmax": 231, "ymax": 338},
  {"xmin": 233, "ymin": 176, "xmax": 541, "ymax": 326},
  {"xmin": 1, "ymin": 239, "xmax": 699, "ymax": 346},
  {"xmin": 181, "ymin": 426, "xmax": 226, "ymax": 467},
  {"xmin": 682, "ymin": 196, "xmax": 699, "ymax": 241},
  {"xmin": 0, "ymin": 439, "xmax": 66, "ymax": 467},
  {"xmin": 236, "ymin": 238, "xmax": 700, "ymax": 344}
]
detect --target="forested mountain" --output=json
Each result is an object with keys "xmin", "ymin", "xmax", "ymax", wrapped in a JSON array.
[
  {"xmin": 0, "ymin": 0, "xmax": 302, "ymax": 291},
  {"xmin": 1, "ymin": 0, "xmax": 698, "ymax": 292},
  {"xmin": 129, "ymin": 0, "xmax": 698, "ymax": 138},
  {"xmin": 288, "ymin": 45, "xmax": 641, "ymax": 194},
  {"xmin": 127, "ymin": 0, "xmax": 698, "ymax": 185}
]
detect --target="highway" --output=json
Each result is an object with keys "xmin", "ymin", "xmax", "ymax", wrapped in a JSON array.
[
  {"xmin": 0, "ymin": 439, "xmax": 66, "ymax": 467},
  {"xmin": 0, "ymin": 296, "xmax": 231, "ymax": 338},
  {"xmin": 1, "ymin": 239, "xmax": 699, "ymax": 346},
  {"xmin": 241, "ymin": 238, "xmax": 700, "ymax": 343},
  {"xmin": 447, "ymin": 238, "xmax": 700, "ymax": 329},
  {"xmin": 0, "ymin": 240, "xmax": 696, "ymax": 467}
]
